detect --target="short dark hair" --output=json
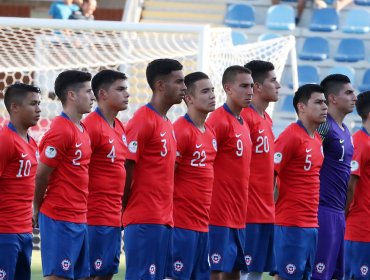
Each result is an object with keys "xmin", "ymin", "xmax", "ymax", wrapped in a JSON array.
[
  {"xmin": 356, "ymin": 91, "xmax": 370, "ymax": 122},
  {"xmin": 146, "ymin": 58, "xmax": 183, "ymax": 90},
  {"xmin": 184, "ymin": 72, "xmax": 209, "ymax": 95},
  {"xmin": 92, "ymin": 70, "xmax": 127, "ymax": 100},
  {"xmin": 244, "ymin": 60, "xmax": 275, "ymax": 84},
  {"xmin": 4, "ymin": 83, "xmax": 40, "ymax": 113},
  {"xmin": 293, "ymin": 84, "xmax": 325, "ymax": 114},
  {"xmin": 54, "ymin": 70, "xmax": 92, "ymax": 104},
  {"xmin": 222, "ymin": 65, "xmax": 251, "ymax": 86},
  {"xmin": 320, "ymin": 74, "xmax": 351, "ymax": 100}
]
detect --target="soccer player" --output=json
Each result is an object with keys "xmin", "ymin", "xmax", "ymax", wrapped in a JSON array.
[
  {"xmin": 122, "ymin": 58, "xmax": 186, "ymax": 280},
  {"xmin": 168, "ymin": 72, "xmax": 217, "ymax": 279},
  {"xmin": 240, "ymin": 60, "xmax": 280, "ymax": 280},
  {"xmin": 33, "ymin": 70, "xmax": 94, "ymax": 280},
  {"xmin": 82, "ymin": 70, "xmax": 129, "ymax": 280},
  {"xmin": 206, "ymin": 65, "xmax": 253, "ymax": 280},
  {"xmin": 312, "ymin": 74, "xmax": 357, "ymax": 280},
  {"xmin": 0, "ymin": 83, "xmax": 40, "ymax": 280},
  {"xmin": 344, "ymin": 91, "xmax": 370, "ymax": 280},
  {"xmin": 274, "ymin": 84, "xmax": 327, "ymax": 280}
]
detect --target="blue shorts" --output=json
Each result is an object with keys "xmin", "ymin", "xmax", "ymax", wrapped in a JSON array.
[
  {"xmin": 345, "ymin": 240, "xmax": 370, "ymax": 280},
  {"xmin": 124, "ymin": 224, "xmax": 172, "ymax": 280},
  {"xmin": 312, "ymin": 206, "xmax": 345, "ymax": 280},
  {"xmin": 39, "ymin": 212, "xmax": 90, "ymax": 279},
  {"xmin": 0, "ymin": 233, "xmax": 32, "ymax": 280},
  {"xmin": 167, "ymin": 227, "xmax": 210, "ymax": 280},
  {"xmin": 243, "ymin": 223, "xmax": 276, "ymax": 273},
  {"xmin": 88, "ymin": 225, "xmax": 122, "ymax": 276},
  {"xmin": 209, "ymin": 225, "xmax": 247, "ymax": 272},
  {"xmin": 274, "ymin": 225, "xmax": 318, "ymax": 280}
]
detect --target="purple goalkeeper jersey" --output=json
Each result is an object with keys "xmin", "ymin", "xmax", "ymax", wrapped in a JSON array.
[{"xmin": 317, "ymin": 114, "xmax": 354, "ymax": 211}]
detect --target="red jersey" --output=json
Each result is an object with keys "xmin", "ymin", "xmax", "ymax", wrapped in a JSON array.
[
  {"xmin": 83, "ymin": 109, "xmax": 127, "ymax": 227},
  {"xmin": 122, "ymin": 104, "xmax": 177, "ymax": 226},
  {"xmin": 39, "ymin": 114, "xmax": 91, "ymax": 223},
  {"xmin": 274, "ymin": 122, "xmax": 323, "ymax": 228},
  {"xmin": 173, "ymin": 114, "xmax": 217, "ymax": 232},
  {"xmin": 345, "ymin": 129, "xmax": 370, "ymax": 242},
  {"xmin": 206, "ymin": 104, "xmax": 252, "ymax": 229},
  {"xmin": 0, "ymin": 124, "xmax": 38, "ymax": 233},
  {"xmin": 242, "ymin": 107, "xmax": 275, "ymax": 224}
]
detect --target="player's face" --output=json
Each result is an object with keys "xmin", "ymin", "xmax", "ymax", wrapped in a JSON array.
[
  {"xmin": 260, "ymin": 70, "xmax": 280, "ymax": 102},
  {"xmin": 19, "ymin": 91, "xmax": 41, "ymax": 127},
  {"xmin": 227, "ymin": 73, "xmax": 254, "ymax": 108},
  {"xmin": 106, "ymin": 79, "xmax": 130, "ymax": 111},
  {"xmin": 163, "ymin": 70, "xmax": 187, "ymax": 105},
  {"xmin": 75, "ymin": 81, "xmax": 94, "ymax": 114},
  {"xmin": 304, "ymin": 92, "xmax": 328, "ymax": 125},
  {"xmin": 333, "ymin": 83, "xmax": 357, "ymax": 114},
  {"xmin": 189, "ymin": 79, "xmax": 216, "ymax": 114}
]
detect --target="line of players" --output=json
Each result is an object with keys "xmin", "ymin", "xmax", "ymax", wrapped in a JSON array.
[{"xmin": 0, "ymin": 58, "xmax": 369, "ymax": 280}]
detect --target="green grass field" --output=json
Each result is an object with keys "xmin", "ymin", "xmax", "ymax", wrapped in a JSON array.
[{"xmin": 31, "ymin": 250, "xmax": 126, "ymax": 279}]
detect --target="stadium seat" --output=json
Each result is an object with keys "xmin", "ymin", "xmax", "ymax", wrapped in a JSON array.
[
  {"xmin": 224, "ymin": 3, "xmax": 255, "ymax": 28},
  {"xmin": 342, "ymin": 9, "xmax": 370, "ymax": 34},
  {"xmin": 299, "ymin": 37, "xmax": 330, "ymax": 61},
  {"xmin": 289, "ymin": 65, "xmax": 320, "ymax": 88},
  {"xmin": 257, "ymin": 33, "xmax": 282, "ymax": 41},
  {"xmin": 359, "ymin": 69, "xmax": 370, "ymax": 92},
  {"xmin": 231, "ymin": 30, "xmax": 248, "ymax": 45},
  {"xmin": 266, "ymin": 4, "xmax": 295, "ymax": 30},
  {"xmin": 354, "ymin": 0, "xmax": 370, "ymax": 5},
  {"xmin": 309, "ymin": 8, "xmax": 339, "ymax": 32},
  {"xmin": 280, "ymin": 95, "xmax": 295, "ymax": 113},
  {"xmin": 327, "ymin": 66, "xmax": 355, "ymax": 83},
  {"xmin": 334, "ymin": 38, "xmax": 365, "ymax": 62}
]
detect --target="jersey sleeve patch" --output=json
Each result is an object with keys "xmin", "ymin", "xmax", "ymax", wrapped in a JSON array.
[
  {"xmin": 45, "ymin": 146, "xmax": 57, "ymax": 158},
  {"xmin": 128, "ymin": 141, "xmax": 138, "ymax": 153},
  {"xmin": 274, "ymin": 152, "xmax": 283, "ymax": 164},
  {"xmin": 351, "ymin": 160, "xmax": 359, "ymax": 172}
]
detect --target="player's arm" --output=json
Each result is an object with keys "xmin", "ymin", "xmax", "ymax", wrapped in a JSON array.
[
  {"xmin": 122, "ymin": 159, "xmax": 135, "ymax": 211},
  {"xmin": 33, "ymin": 162, "xmax": 54, "ymax": 228},
  {"xmin": 274, "ymin": 171, "xmax": 279, "ymax": 202},
  {"xmin": 345, "ymin": 174, "xmax": 359, "ymax": 217}
]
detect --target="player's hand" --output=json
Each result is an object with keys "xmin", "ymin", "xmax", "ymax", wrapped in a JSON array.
[{"xmin": 32, "ymin": 210, "xmax": 39, "ymax": 229}]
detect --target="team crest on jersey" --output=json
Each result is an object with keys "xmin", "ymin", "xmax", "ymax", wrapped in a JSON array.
[
  {"xmin": 0, "ymin": 269, "xmax": 6, "ymax": 280},
  {"xmin": 351, "ymin": 160, "xmax": 359, "ymax": 172},
  {"xmin": 61, "ymin": 259, "xmax": 72, "ymax": 271},
  {"xmin": 173, "ymin": 261, "xmax": 184, "ymax": 272},
  {"xmin": 361, "ymin": 265, "xmax": 369, "ymax": 276},
  {"xmin": 245, "ymin": 255, "xmax": 252, "ymax": 266},
  {"xmin": 212, "ymin": 139, "xmax": 217, "ymax": 151},
  {"xmin": 286, "ymin": 264, "xmax": 296, "ymax": 275},
  {"xmin": 149, "ymin": 264, "xmax": 156, "ymax": 275},
  {"xmin": 94, "ymin": 259, "xmax": 103, "ymax": 270},
  {"xmin": 274, "ymin": 152, "xmax": 283, "ymax": 164},
  {"xmin": 316, "ymin": 262, "xmax": 325, "ymax": 273},
  {"xmin": 122, "ymin": 134, "xmax": 127, "ymax": 146},
  {"xmin": 45, "ymin": 146, "xmax": 57, "ymax": 158},
  {"xmin": 211, "ymin": 253, "xmax": 221, "ymax": 264},
  {"xmin": 128, "ymin": 141, "xmax": 138, "ymax": 153}
]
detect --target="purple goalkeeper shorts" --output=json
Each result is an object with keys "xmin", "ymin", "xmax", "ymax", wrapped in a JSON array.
[{"xmin": 312, "ymin": 206, "xmax": 345, "ymax": 280}]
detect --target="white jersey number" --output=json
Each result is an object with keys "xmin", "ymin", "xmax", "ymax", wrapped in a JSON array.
[
  {"xmin": 107, "ymin": 146, "xmax": 116, "ymax": 163},
  {"xmin": 72, "ymin": 150, "xmax": 82, "ymax": 166},
  {"xmin": 255, "ymin": 136, "xmax": 270, "ymax": 154},
  {"xmin": 304, "ymin": 154, "xmax": 312, "ymax": 171},
  {"xmin": 236, "ymin": 139, "xmax": 243, "ymax": 157},
  {"xmin": 190, "ymin": 150, "xmax": 206, "ymax": 167},
  {"xmin": 16, "ymin": 160, "xmax": 31, "ymax": 177},
  {"xmin": 160, "ymin": 139, "xmax": 167, "ymax": 157}
]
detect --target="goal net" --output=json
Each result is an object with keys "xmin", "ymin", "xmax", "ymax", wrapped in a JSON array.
[{"xmin": 0, "ymin": 17, "xmax": 297, "ymax": 143}]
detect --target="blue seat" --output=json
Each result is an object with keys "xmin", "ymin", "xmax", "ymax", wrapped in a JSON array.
[
  {"xmin": 289, "ymin": 65, "xmax": 320, "ymax": 88},
  {"xmin": 266, "ymin": 4, "xmax": 295, "ymax": 30},
  {"xmin": 334, "ymin": 38, "xmax": 365, "ymax": 62},
  {"xmin": 342, "ymin": 9, "xmax": 370, "ymax": 34},
  {"xmin": 257, "ymin": 33, "xmax": 282, "ymax": 41},
  {"xmin": 309, "ymin": 8, "xmax": 339, "ymax": 32},
  {"xmin": 354, "ymin": 0, "xmax": 370, "ymax": 5},
  {"xmin": 231, "ymin": 31, "xmax": 248, "ymax": 45},
  {"xmin": 280, "ymin": 95, "xmax": 295, "ymax": 113},
  {"xmin": 299, "ymin": 37, "xmax": 330, "ymax": 61},
  {"xmin": 359, "ymin": 69, "xmax": 370, "ymax": 92},
  {"xmin": 327, "ymin": 66, "xmax": 355, "ymax": 83},
  {"xmin": 224, "ymin": 3, "xmax": 255, "ymax": 28}
]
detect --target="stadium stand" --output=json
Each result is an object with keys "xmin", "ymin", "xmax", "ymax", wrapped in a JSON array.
[
  {"xmin": 224, "ymin": 3, "xmax": 255, "ymax": 28},
  {"xmin": 231, "ymin": 30, "xmax": 248, "ymax": 45},
  {"xmin": 354, "ymin": 0, "xmax": 370, "ymax": 5},
  {"xmin": 258, "ymin": 33, "xmax": 283, "ymax": 41},
  {"xmin": 289, "ymin": 65, "xmax": 320, "ymax": 88},
  {"xmin": 266, "ymin": 4, "xmax": 296, "ymax": 30},
  {"xmin": 342, "ymin": 9, "xmax": 370, "ymax": 33},
  {"xmin": 334, "ymin": 38, "xmax": 365, "ymax": 62},
  {"xmin": 309, "ymin": 8, "xmax": 339, "ymax": 31},
  {"xmin": 299, "ymin": 36, "xmax": 330, "ymax": 61},
  {"xmin": 358, "ymin": 69, "xmax": 370, "ymax": 92}
]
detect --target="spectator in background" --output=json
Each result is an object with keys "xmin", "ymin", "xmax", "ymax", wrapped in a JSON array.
[
  {"xmin": 49, "ymin": 0, "xmax": 81, "ymax": 19},
  {"xmin": 69, "ymin": 0, "xmax": 97, "ymax": 20}
]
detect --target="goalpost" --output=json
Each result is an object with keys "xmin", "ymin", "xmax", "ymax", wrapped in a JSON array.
[{"xmin": 0, "ymin": 17, "xmax": 297, "ymax": 143}]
